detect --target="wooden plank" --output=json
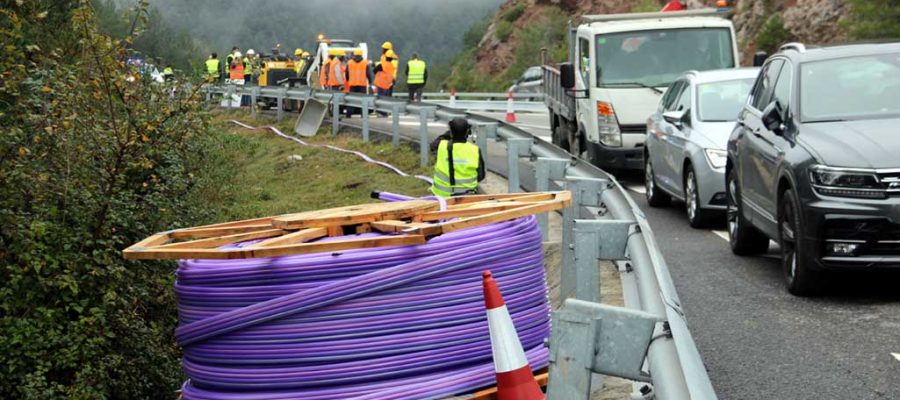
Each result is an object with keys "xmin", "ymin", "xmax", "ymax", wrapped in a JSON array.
[
  {"xmin": 443, "ymin": 192, "xmax": 555, "ymax": 205},
  {"xmin": 272, "ymin": 200, "xmax": 439, "ymax": 229},
  {"xmin": 169, "ymin": 224, "xmax": 274, "ymax": 239},
  {"xmin": 419, "ymin": 202, "xmax": 531, "ymax": 221},
  {"xmin": 128, "ymin": 232, "xmax": 171, "ymax": 249},
  {"xmin": 371, "ymin": 220, "xmax": 442, "ymax": 236},
  {"xmin": 463, "ymin": 371, "xmax": 549, "ymax": 400},
  {"xmin": 123, "ymin": 235, "xmax": 427, "ymax": 260},
  {"xmin": 248, "ymin": 227, "xmax": 328, "ymax": 248},
  {"xmin": 414, "ymin": 193, "xmax": 571, "ymax": 236},
  {"xmin": 156, "ymin": 229, "xmax": 286, "ymax": 249},
  {"xmin": 369, "ymin": 220, "xmax": 410, "ymax": 233}
]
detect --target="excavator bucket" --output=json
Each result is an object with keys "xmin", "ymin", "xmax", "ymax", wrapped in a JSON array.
[{"xmin": 294, "ymin": 98, "xmax": 328, "ymax": 137}]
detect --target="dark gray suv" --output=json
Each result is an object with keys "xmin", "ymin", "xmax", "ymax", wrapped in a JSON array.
[{"xmin": 726, "ymin": 42, "xmax": 900, "ymax": 296}]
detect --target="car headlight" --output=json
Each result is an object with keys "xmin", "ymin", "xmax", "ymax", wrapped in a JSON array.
[
  {"xmin": 703, "ymin": 148, "xmax": 727, "ymax": 169},
  {"xmin": 809, "ymin": 165, "xmax": 886, "ymax": 199}
]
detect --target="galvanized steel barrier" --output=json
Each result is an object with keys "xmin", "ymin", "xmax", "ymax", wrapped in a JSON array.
[{"xmin": 206, "ymin": 84, "xmax": 717, "ymax": 400}]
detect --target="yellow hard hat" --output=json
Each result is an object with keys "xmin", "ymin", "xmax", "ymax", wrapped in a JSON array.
[
  {"xmin": 385, "ymin": 50, "xmax": 397, "ymax": 59},
  {"xmin": 353, "ymin": 48, "xmax": 363, "ymax": 56},
  {"xmin": 328, "ymin": 48, "xmax": 343, "ymax": 56},
  {"xmin": 294, "ymin": 48, "xmax": 303, "ymax": 56},
  {"xmin": 302, "ymin": 51, "xmax": 310, "ymax": 57},
  {"xmin": 382, "ymin": 41, "xmax": 393, "ymax": 50}
]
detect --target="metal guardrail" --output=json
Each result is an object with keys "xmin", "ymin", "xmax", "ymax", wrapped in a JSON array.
[
  {"xmin": 392, "ymin": 91, "xmax": 545, "ymax": 100},
  {"xmin": 206, "ymin": 83, "xmax": 717, "ymax": 400}
]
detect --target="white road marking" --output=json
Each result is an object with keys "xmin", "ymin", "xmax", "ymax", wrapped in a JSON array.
[
  {"xmin": 892, "ymin": 353, "xmax": 900, "ymax": 362},
  {"xmin": 625, "ymin": 184, "xmax": 646, "ymax": 194},
  {"xmin": 712, "ymin": 230, "xmax": 729, "ymax": 241}
]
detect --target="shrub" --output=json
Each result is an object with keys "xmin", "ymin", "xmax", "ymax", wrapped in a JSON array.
[
  {"xmin": 756, "ymin": 15, "xmax": 794, "ymax": 54},
  {"xmin": 631, "ymin": 0, "xmax": 661, "ymax": 13},
  {"xmin": 496, "ymin": 20, "xmax": 514, "ymax": 41},
  {"xmin": 502, "ymin": 4, "xmax": 527, "ymax": 22},
  {"xmin": 463, "ymin": 15, "xmax": 492, "ymax": 48},
  {"xmin": 844, "ymin": 0, "xmax": 900, "ymax": 40}
]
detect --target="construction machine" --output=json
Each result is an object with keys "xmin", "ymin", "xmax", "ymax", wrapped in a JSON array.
[{"xmin": 306, "ymin": 33, "xmax": 368, "ymax": 89}]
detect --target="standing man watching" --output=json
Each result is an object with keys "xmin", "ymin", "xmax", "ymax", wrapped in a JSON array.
[
  {"xmin": 243, "ymin": 49, "xmax": 255, "ymax": 84},
  {"xmin": 429, "ymin": 118, "xmax": 485, "ymax": 197},
  {"xmin": 345, "ymin": 48, "xmax": 372, "ymax": 117},
  {"xmin": 406, "ymin": 53, "xmax": 427, "ymax": 102},
  {"xmin": 205, "ymin": 52, "xmax": 220, "ymax": 82}
]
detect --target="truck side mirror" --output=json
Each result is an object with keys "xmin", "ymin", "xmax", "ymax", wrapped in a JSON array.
[
  {"xmin": 560, "ymin": 63, "xmax": 575, "ymax": 89},
  {"xmin": 752, "ymin": 51, "xmax": 768, "ymax": 67}
]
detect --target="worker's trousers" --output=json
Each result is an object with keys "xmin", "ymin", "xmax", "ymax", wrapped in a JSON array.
[
  {"xmin": 407, "ymin": 83, "xmax": 424, "ymax": 102},
  {"xmin": 345, "ymin": 86, "xmax": 368, "ymax": 117}
]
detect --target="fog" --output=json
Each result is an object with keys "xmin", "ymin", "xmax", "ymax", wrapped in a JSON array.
[{"xmin": 145, "ymin": 0, "xmax": 503, "ymax": 64}]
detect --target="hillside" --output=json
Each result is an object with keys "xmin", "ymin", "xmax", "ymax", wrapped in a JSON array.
[{"xmin": 445, "ymin": 0, "xmax": 896, "ymax": 91}]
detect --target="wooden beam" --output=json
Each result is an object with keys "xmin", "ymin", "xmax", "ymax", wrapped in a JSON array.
[
  {"xmin": 272, "ymin": 200, "xmax": 439, "ymax": 229},
  {"xmin": 418, "ymin": 202, "xmax": 531, "ymax": 221},
  {"xmin": 169, "ymin": 224, "xmax": 274, "ymax": 239},
  {"xmin": 155, "ymin": 229, "xmax": 286, "ymax": 249},
  {"xmin": 123, "ymin": 235, "xmax": 427, "ymax": 260},
  {"xmin": 247, "ymin": 227, "xmax": 328, "ymax": 248}
]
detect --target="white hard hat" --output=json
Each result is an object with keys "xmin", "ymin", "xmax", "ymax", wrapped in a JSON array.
[
  {"xmin": 234, "ymin": 51, "xmax": 242, "ymax": 58},
  {"xmin": 247, "ymin": 49, "xmax": 255, "ymax": 55}
]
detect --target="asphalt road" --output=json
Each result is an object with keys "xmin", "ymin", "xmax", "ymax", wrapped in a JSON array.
[{"xmin": 333, "ymin": 110, "xmax": 900, "ymax": 399}]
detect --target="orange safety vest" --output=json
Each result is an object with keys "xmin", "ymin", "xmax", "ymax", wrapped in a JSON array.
[
  {"xmin": 374, "ymin": 63, "xmax": 393, "ymax": 90},
  {"xmin": 319, "ymin": 59, "xmax": 329, "ymax": 87},
  {"xmin": 326, "ymin": 58, "xmax": 338, "ymax": 86},
  {"xmin": 381, "ymin": 54, "xmax": 399, "ymax": 78},
  {"xmin": 229, "ymin": 61, "xmax": 244, "ymax": 80},
  {"xmin": 347, "ymin": 59, "xmax": 368, "ymax": 87}
]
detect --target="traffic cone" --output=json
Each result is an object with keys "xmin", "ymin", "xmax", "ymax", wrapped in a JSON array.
[
  {"xmin": 449, "ymin": 88, "xmax": 457, "ymax": 108},
  {"xmin": 482, "ymin": 270, "xmax": 545, "ymax": 400},
  {"xmin": 505, "ymin": 91, "xmax": 517, "ymax": 123}
]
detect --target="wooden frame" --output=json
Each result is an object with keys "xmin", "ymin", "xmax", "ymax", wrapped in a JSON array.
[{"xmin": 123, "ymin": 191, "xmax": 571, "ymax": 260}]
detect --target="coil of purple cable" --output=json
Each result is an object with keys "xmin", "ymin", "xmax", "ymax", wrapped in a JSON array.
[{"xmin": 175, "ymin": 208, "xmax": 551, "ymax": 399}]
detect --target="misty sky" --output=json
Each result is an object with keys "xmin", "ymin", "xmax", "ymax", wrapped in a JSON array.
[{"xmin": 145, "ymin": 0, "xmax": 503, "ymax": 64}]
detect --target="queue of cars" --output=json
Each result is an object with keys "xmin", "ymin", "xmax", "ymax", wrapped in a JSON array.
[{"xmin": 644, "ymin": 42, "xmax": 900, "ymax": 295}]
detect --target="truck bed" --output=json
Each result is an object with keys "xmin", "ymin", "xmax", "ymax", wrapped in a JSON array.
[{"xmin": 542, "ymin": 66, "xmax": 576, "ymax": 121}]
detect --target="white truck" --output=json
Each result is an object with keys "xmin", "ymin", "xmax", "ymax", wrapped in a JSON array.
[{"xmin": 543, "ymin": 8, "xmax": 741, "ymax": 172}]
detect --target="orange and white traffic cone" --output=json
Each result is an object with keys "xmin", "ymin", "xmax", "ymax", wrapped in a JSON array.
[
  {"xmin": 505, "ymin": 91, "xmax": 517, "ymax": 123},
  {"xmin": 449, "ymin": 88, "xmax": 457, "ymax": 108},
  {"xmin": 482, "ymin": 270, "xmax": 545, "ymax": 400}
]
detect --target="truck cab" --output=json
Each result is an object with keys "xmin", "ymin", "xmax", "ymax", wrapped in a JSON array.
[
  {"xmin": 545, "ymin": 9, "xmax": 739, "ymax": 172},
  {"xmin": 307, "ymin": 36, "xmax": 368, "ymax": 89}
]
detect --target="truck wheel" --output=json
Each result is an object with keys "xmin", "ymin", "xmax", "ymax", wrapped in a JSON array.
[
  {"xmin": 552, "ymin": 118, "xmax": 566, "ymax": 149},
  {"xmin": 727, "ymin": 169, "xmax": 770, "ymax": 255},
  {"xmin": 780, "ymin": 188, "xmax": 823, "ymax": 296}
]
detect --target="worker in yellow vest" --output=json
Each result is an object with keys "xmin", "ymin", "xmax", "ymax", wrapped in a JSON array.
[
  {"xmin": 294, "ymin": 48, "xmax": 306, "ymax": 76},
  {"xmin": 345, "ymin": 48, "xmax": 373, "ymax": 117},
  {"xmin": 205, "ymin": 52, "xmax": 220, "ymax": 82},
  {"xmin": 430, "ymin": 118, "xmax": 484, "ymax": 197},
  {"xmin": 243, "ymin": 49, "xmax": 255, "ymax": 84},
  {"xmin": 406, "ymin": 53, "xmax": 427, "ymax": 102}
]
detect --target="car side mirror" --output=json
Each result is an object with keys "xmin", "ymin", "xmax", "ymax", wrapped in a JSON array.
[
  {"xmin": 761, "ymin": 101, "xmax": 785, "ymax": 133},
  {"xmin": 663, "ymin": 110, "xmax": 686, "ymax": 129},
  {"xmin": 753, "ymin": 51, "xmax": 768, "ymax": 67},
  {"xmin": 560, "ymin": 63, "xmax": 575, "ymax": 89}
]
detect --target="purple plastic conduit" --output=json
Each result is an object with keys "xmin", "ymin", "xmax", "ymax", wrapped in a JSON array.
[
  {"xmin": 229, "ymin": 120, "xmax": 433, "ymax": 184},
  {"xmin": 177, "ymin": 193, "xmax": 551, "ymax": 399}
]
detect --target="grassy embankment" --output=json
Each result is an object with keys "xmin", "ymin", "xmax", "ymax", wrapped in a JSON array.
[{"xmin": 202, "ymin": 110, "xmax": 433, "ymax": 220}]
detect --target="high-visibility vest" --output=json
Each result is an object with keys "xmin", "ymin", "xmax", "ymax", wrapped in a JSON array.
[
  {"xmin": 431, "ymin": 140, "xmax": 480, "ymax": 197},
  {"xmin": 320, "ymin": 60, "xmax": 329, "ymax": 86},
  {"xmin": 381, "ymin": 54, "xmax": 399, "ymax": 78},
  {"xmin": 229, "ymin": 62, "xmax": 244, "ymax": 80},
  {"xmin": 347, "ymin": 59, "xmax": 368, "ymax": 87},
  {"xmin": 205, "ymin": 58, "xmax": 219, "ymax": 75},
  {"xmin": 242, "ymin": 57, "xmax": 252, "ymax": 75},
  {"xmin": 392, "ymin": 58, "xmax": 399, "ymax": 78},
  {"xmin": 328, "ymin": 59, "xmax": 345, "ymax": 87},
  {"xmin": 295, "ymin": 58, "xmax": 306, "ymax": 74},
  {"xmin": 407, "ymin": 59, "xmax": 426, "ymax": 84},
  {"xmin": 225, "ymin": 54, "xmax": 235, "ymax": 68},
  {"xmin": 373, "ymin": 64, "xmax": 393, "ymax": 90}
]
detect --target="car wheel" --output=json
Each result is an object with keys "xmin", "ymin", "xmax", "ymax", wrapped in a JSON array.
[
  {"xmin": 779, "ymin": 189, "xmax": 823, "ymax": 296},
  {"xmin": 685, "ymin": 166, "xmax": 714, "ymax": 228},
  {"xmin": 726, "ymin": 168, "xmax": 769, "ymax": 255},
  {"xmin": 645, "ymin": 155, "xmax": 670, "ymax": 207}
]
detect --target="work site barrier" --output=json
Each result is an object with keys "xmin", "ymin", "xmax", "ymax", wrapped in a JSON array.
[{"xmin": 205, "ymin": 83, "xmax": 718, "ymax": 400}]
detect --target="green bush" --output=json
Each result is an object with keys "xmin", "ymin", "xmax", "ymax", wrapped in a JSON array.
[
  {"xmin": 845, "ymin": 0, "xmax": 900, "ymax": 40},
  {"xmin": 631, "ymin": 0, "xmax": 661, "ymax": 13},
  {"xmin": 756, "ymin": 15, "xmax": 794, "ymax": 54},
  {"xmin": 496, "ymin": 20, "xmax": 514, "ymax": 41},
  {"xmin": 502, "ymin": 4, "xmax": 527, "ymax": 22},
  {"xmin": 0, "ymin": 2, "xmax": 220, "ymax": 398},
  {"xmin": 463, "ymin": 15, "xmax": 491, "ymax": 48}
]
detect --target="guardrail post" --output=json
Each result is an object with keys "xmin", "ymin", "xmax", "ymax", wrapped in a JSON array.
[
  {"xmin": 561, "ymin": 177, "xmax": 610, "ymax": 302},
  {"xmin": 361, "ymin": 97, "xmax": 371, "ymax": 142},
  {"xmin": 332, "ymin": 93, "xmax": 344, "ymax": 137},
  {"xmin": 250, "ymin": 87, "xmax": 258, "ymax": 118},
  {"xmin": 391, "ymin": 104, "xmax": 402, "ymax": 148},
  {"xmin": 276, "ymin": 88, "xmax": 285, "ymax": 121},
  {"xmin": 205, "ymin": 85, "xmax": 211, "ymax": 102},
  {"xmin": 535, "ymin": 158, "xmax": 570, "ymax": 241},
  {"xmin": 506, "ymin": 138, "xmax": 532, "ymax": 193},
  {"xmin": 418, "ymin": 107, "xmax": 435, "ymax": 167},
  {"xmin": 474, "ymin": 122, "xmax": 498, "ymax": 158}
]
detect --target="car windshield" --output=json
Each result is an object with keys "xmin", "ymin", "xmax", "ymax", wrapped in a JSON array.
[
  {"xmin": 801, "ymin": 52, "xmax": 900, "ymax": 122},
  {"xmin": 596, "ymin": 28, "xmax": 734, "ymax": 88},
  {"xmin": 697, "ymin": 78, "xmax": 755, "ymax": 122}
]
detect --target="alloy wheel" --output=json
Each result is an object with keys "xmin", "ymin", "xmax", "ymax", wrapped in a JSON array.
[{"xmin": 686, "ymin": 171, "xmax": 698, "ymax": 222}]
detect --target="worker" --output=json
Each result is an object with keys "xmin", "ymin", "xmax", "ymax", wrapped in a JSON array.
[
  {"xmin": 429, "ymin": 117, "xmax": 485, "ymax": 197},
  {"xmin": 205, "ymin": 52, "xmax": 220, "ymax": 81},
  {"xmin": 326, "ymin": 49, "xmax": 345, "ymax": 91},
  {"xmin": 243, "ymin": 49, "xmax": 255, "ymax": 84},
  {"xmin": 229, "ymin": 51, "xmax": 244, "ymax": 84},
  {"xmin": 294, "ymin": 48, "xmax": 306, "ymax": 76},
  {"xmin": 162, "ymin": 64, "xmax": 174, "ymax": 81},
  {"xmin": 345, "ymin": 48, "xmax": 373, "ymax": 117},
  {"xmin": 380, "ymin": 41, "xmax": 399, "ymax": 79},
  {"xmin": 225, "ymin": 46, "xmax": 239, "ymax": 71},
  {"xmin": 406, "ymin": 53, "xmax": 427, "ymax": 102},
  {"xmin": 373, "ymin": 50, "xmax": 395, "ymax": 97}
]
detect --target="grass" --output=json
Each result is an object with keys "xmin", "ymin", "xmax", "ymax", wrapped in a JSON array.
[{"xmin": 203, "ymin": 110, "xmax": 433, "ymax": 221}]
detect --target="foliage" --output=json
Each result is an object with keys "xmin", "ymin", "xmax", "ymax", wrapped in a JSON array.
[
  {"xmin": 502, "ymin": 4, "xmax": 527, "ymax": 22},
  {"xmin": 445, "ymin": 6, "xmax": 569, "ymax": 92},
  {"xmin": 844, "ymin": 0, "xmax": 900, "ymax": 40},
  {"xmin": 0, "ymin": 2, "xmax": 217, "ymax": 398},
  {"xmin": 207, "ymin": 113, "xmax": 433, "ymax": 220},
  {"xmin": 631, "ymin": 0, "xmax": 661, "ymax": 13},
  {"xmin": 755, "ymin": 15, "xmax": 793, "ymax": 55},
  {"xmin": 495, "ymin": 20, "xmax": 514, "ymax": 41},
  {"xmin": 463, "ymin": 15, "xmax": 492, "ymax": 48}
]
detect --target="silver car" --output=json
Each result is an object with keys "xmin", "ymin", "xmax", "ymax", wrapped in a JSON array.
[{"xmin": 644, "ymin": 68, "xmax": 759, "ymax": 227}]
